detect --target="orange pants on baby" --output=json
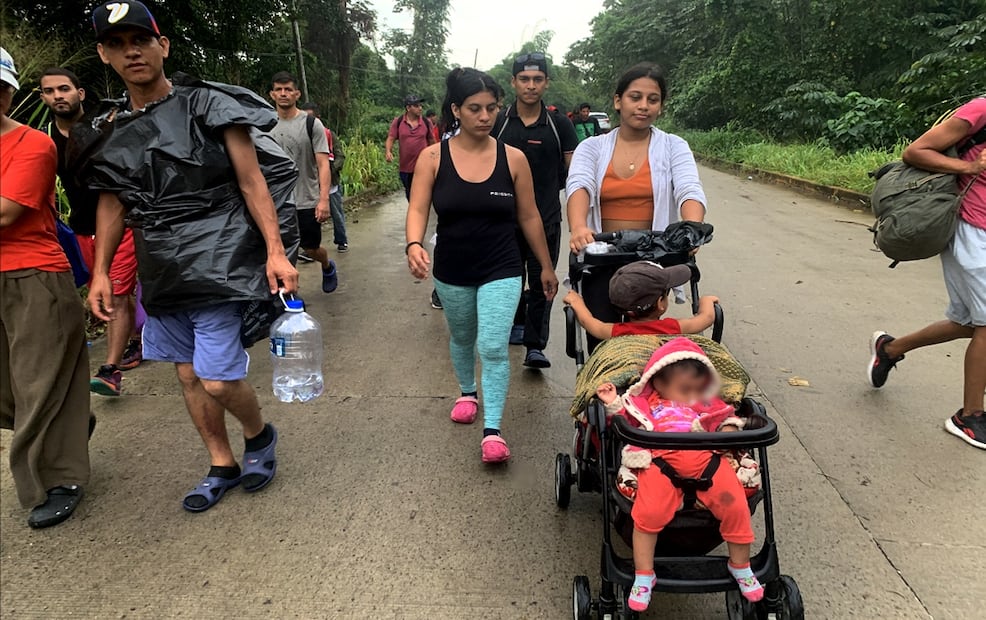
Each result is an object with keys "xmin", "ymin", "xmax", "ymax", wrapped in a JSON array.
[{"xmin": 631, "ymin": 449, "xmax": 754, "ymax": 544}]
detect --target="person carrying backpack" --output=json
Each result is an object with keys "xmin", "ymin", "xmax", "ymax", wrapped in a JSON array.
[
  {"xmin": 300, "ymin": 102, "xmax": 348, "ymax": 253},
  {"xmin": 492, "ymin": 52, "xmax": 578, "ymax": 370},
  {"xmin": 868, "ymin": 97, "xmax": 986, "ymax": 450},
  {"xmin": 270, "ymin": 72, "xmax": 339, "ymax": 292},
  {"xmin": 386, "ymin": 95, "xmax": 437, "ymax": 201}
]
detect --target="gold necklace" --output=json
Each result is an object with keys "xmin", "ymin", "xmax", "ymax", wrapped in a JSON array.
[{"xmin": 622, "ymin": 142, "xmax": 647, "ymax": 171}]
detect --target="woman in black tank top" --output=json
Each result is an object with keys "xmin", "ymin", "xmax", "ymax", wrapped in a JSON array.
[{"xmin": 405, "ymin": 68, "xmax": 558, "ymax": 464}]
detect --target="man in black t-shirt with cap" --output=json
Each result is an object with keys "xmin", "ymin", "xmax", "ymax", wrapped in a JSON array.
[{"xmin": 492, "ymin": 52, "xmax": 578, "ymax": 369}]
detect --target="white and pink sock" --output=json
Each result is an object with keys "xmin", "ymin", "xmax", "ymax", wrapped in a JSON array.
[
  {"xmin": 728, "ymin": 561, "xmax": 764, "ymax": 602},
  {"xmin": 627, "ymin": 571, "xmax": 657, "ymax": 612}
]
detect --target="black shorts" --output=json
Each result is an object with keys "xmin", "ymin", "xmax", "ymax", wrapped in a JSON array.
[{"xmin": 296, "ymin": 208, "xmax": 322, "ymax": 250}]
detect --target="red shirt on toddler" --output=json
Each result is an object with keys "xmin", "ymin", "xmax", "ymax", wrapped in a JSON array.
[{"xmin": 611, "ymin": 317, "xmax": 682, "ymax": 337}]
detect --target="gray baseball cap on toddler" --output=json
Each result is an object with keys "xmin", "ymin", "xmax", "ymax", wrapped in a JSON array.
[{"xmin": 608, "ymin": 261, "xmax": 691, "ymax": 312}]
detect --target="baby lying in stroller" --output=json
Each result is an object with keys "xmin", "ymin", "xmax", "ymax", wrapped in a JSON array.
[{"xmin": 596, "ymin": 337, "xmax": 764, "ymax": 612}]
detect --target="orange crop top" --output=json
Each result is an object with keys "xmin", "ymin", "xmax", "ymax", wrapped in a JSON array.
[{"xmin": 600, "ymin": 158, "xmax": 654, "ymax": 222}]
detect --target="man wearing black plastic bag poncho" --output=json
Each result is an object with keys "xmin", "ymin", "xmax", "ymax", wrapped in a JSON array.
[{"xmin": 79, "ymin": 1, "xmax": 300, "ymax": 513}]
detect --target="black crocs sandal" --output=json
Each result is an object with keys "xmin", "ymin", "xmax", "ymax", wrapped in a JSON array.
[{"xmin": 28, "ymin": 485, "xmax": 83, "ymax": 529}]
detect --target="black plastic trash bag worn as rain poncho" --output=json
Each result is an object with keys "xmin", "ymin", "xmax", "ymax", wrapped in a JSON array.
[
  {"xmin": 70, "ymin": 72, "xmax": 300, "ymax": 321},
  {"xmin": 604, "ymin": 221, "xmax": 714, "ymax": 261}
]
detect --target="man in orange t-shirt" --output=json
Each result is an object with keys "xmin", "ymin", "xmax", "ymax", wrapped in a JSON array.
[{"xmin": 0, "ymin": 47, "xmax": 91, "ymax": 529}]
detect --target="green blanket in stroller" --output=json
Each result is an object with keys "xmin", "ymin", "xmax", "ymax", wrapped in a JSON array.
[{"xmin": 570, "ymin": 334, "xmax": 751, "ymax": 418}]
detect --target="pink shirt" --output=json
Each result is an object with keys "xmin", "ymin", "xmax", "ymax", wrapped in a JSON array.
[
  {"xmin": 388, "ymin": 114, "xmax": 431, "ymax": 173},
  {"xmin": 954, "ymin": 98, "xmax": 986, "ymax": 230}
]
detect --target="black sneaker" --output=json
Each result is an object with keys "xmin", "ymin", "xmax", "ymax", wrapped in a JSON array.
[
  {"xmin": 431, "ymin": 289, "xmax": 443, "ymax": 310},
  {"xmin": 337, "ymin": 243, "xmax": 349, "ymax": 253},
  {"xmin": 945, "ymin": 410, "xmax": 986, "ymax": 450},
  {"xmin": 322, "ymin": 260, "xmax": 338, "ymax": 293},
  {"xmin": 524, "ymin": 349, "xmax": 551, "ymax": 369},
  {"xmin": 90, "ymin": 364, "xmax": 122, "ymax": 396},
  {"xmin": 867, "ymin": 331, "xmax": 903, "ymax": 389},
  {"xmin": 117, "ymin": 339, "xmax": 143, "ymax": 370}
]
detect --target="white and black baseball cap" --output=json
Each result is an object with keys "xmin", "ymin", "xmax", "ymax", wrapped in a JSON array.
[{"xmin": 92, "ymin": 1, "xmax": 162, "ymax": 41}]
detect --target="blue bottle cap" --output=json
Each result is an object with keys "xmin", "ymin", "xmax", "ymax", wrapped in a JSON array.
[{"xmin": 285, "ymin": 299, "xmax": 305, "ymax": 311}]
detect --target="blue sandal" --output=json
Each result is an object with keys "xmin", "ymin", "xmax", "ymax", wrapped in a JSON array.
[
  {"xmin": 182, "ymin": 475, "xmax": 239, "ymax": 513},
  {"xmin": 241, "ymin": 425, "xmax": 278, "ymax": 492}
]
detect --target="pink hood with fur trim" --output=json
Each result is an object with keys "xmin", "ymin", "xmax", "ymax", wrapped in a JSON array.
[{"xmin": 605, "ymin": 338, "xmax": 742, "ymax": 433}]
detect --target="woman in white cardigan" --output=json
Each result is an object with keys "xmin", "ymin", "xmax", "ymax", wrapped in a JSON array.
[{"xmin": 567, "ymin": 63, "xmax": 707, "ymax": 253}]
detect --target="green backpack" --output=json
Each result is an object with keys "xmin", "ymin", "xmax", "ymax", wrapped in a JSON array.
[{"xmin": 869, "ymin": 120, "xmax": 985, "ymax": 268}]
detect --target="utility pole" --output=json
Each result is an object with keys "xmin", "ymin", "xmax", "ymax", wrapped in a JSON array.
[{"xmin": 290, "ymin": 0, "xmax": 311, "ymax": 102}]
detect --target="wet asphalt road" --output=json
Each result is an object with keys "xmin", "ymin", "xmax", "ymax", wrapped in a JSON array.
[{"xmin": 1, "ymin": 165, "xmax": 982, "ymax": 619}]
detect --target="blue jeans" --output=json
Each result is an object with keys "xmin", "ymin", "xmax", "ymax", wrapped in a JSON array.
[
  {"xmin": 399, "ymin": 172, "xmax": 413, "ymax": 201},
  {"xmin": 329, "ymin": 190, "xmax": 348, "ymax": 245}
]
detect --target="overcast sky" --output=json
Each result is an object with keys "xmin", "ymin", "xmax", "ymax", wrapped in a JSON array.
[{"xmin": 370, "ymin": 0, "xmax": 604, "ymax": 70}]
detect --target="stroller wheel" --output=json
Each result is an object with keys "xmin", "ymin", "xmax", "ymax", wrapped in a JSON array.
[
  {"xmin": 555, "ymin": 453, "xmax": 573, "ymax": 508},
  {"xmin": 576, "ymin": 458, "xmax": 594, "ymax": 493},
  {"xmin": 725, "ymin": 589, "xmax": 757, "ymax": 620},
  {"xmin": 572, "ymin": 575, "xmax": 592, "ymax": 620},
  {"xmin": 766, "ymin": 575, "xmax": 804, "ymax": 620}
]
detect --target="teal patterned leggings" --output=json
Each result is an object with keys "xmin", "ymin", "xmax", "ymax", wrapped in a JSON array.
[{"xmin": 432, "ymin": 276, "xmax": 522, "ymax": 430}]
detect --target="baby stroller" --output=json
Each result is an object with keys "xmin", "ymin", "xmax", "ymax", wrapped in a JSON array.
[{"xmin": 556, "ymin": 226, "xmax": 803, "ymax": 620}]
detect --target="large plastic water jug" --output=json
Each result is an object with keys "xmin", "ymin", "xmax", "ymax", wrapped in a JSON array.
[{"xmin": 270, "ymin": 297, "xmax": 323, "ymax": 403}]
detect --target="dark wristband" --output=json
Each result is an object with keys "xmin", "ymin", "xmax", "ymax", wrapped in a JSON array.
[{"xmin": 405, "ymin": 241, "xmax": 423, "ymax": 255}]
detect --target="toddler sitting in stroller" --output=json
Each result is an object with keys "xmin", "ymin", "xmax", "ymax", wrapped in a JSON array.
[
  {"xmin": 596, "ymin": 337, "xmax": 764, "ymax": 612},
  {"xmin": 564, "ymin": 261, "xmax": 718, "ymax": 340}
]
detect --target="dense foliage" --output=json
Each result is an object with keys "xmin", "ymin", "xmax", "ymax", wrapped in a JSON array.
[
  {"xmin": 5, "ymin": 0, "xmax": 983, "ymax": 196},
  {"xmin": 3, "ymin": 1, "xmax": 390, "ymax": 129},
  {"xmin": 382, "ymin": 0, "xmax": 451, "ymax": 108},
  {"xmin": 567, "ymin": 0, "xmax": 986, "ymax": 145}
]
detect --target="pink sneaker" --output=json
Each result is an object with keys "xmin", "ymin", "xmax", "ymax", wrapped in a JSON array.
[
  {"xmin": 450, "ymin": 396, "xmax": 478, "ymax": 424},
  {"xmin": 481, "ymin": 435, "xmax": 511, "ymax": 463}
]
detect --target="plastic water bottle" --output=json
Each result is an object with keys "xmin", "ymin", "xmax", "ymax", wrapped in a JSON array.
[{"xmin": 270, "ymin": 297, "xmax": 323, "ymax": 403}]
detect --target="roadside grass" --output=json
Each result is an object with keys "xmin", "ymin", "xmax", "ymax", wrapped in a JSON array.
[
  {"xmin": 669, "ymin": 125, "xmax": 905, "ymax": 194},
  {"xmin": 341, "ymin": 134, "xmax": 402, "ymax": 203}
]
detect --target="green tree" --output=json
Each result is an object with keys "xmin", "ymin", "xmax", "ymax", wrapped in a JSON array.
[
  {"xmin": 566, "ymin": 0, "xmax": 985, "ymax": 140},
  {"xmin": 4, "ymin": 0, "xmax": 293, "ymax": 97},
  {"xmin": 899, "ymin": 10, "xmax": 986, "ymax": 118},
  {"xmin": 300, "ymin": 0, "xmax": 377, "ymax": 127},
  {"xmin": 382, "ymin": 0, "xmax": 451, "ymax": 106},
  {"xmin": 487, "ymin": 31, "xmax": 591, "ymax": 115}
]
